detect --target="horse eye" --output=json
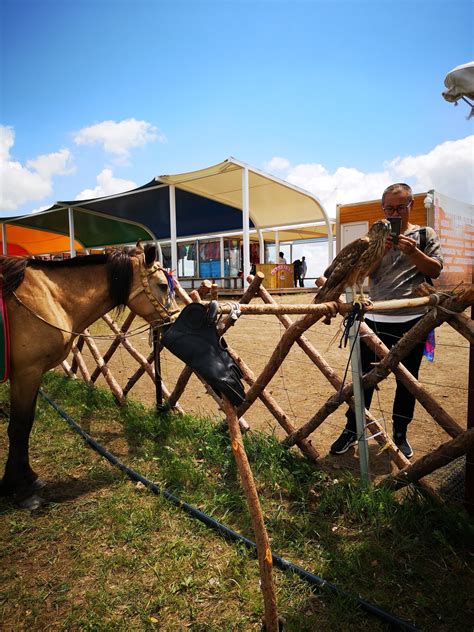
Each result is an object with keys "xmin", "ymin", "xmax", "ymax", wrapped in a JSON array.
[{"xmin": 158, "ymin": 283, "xmax": 169, "ymax": 292}]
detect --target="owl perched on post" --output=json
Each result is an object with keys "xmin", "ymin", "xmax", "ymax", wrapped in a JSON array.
[{"xmin": 315, "ymin": 219, "xmax": 391, "ymax": 304}]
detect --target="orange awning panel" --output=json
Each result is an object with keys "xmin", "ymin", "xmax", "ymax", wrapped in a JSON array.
[{"xmin": 1, "ymin": 225, "xmax": 83, "ymax": 255}]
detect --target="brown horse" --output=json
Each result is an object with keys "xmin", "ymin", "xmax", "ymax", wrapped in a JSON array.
[{"xmin": 0, "ymin": 244, "xmax": 179, "ymax": 508}]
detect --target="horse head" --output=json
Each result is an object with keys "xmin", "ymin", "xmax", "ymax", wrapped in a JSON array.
[{"xmin": 128, "ymin": 244, "xmax": 180, "ymax": 326}]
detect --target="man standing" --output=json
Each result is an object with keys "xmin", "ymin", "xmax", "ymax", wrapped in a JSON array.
[
  {"xmin": 278, "ymin": 251, "xmax": 287, "ymax": 264},
  {"xmin": 329, "ymin": 183, "xmax": 443, "ymax": 459},
  {"xmin": 293, "ymin": 259, "xmax": 302, "ymax": 287},
  {"xmin": 300, "ymin": 256, "xmax": 307, "ymax": 287}
]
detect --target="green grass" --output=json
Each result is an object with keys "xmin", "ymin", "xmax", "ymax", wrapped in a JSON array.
[{"xmin": 0, "ymin": 372, "xmax": 473, "ymax": 631}]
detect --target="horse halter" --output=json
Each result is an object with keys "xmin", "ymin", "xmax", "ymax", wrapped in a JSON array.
[{"xmin": 128, "ymin": 257, "xmax": 179, "ymax": 324}]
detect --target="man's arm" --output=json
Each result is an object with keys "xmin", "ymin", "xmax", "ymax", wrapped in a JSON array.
[{"xmin": 396, "ymin": 234, "xmax": 443, "ymax": 279}]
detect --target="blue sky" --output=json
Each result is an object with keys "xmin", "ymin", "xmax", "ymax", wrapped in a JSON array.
[{"xmin": 1, "ymin": 0, "xmax": 473, "ymax": 233}]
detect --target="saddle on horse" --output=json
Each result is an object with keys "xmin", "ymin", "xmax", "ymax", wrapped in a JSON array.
[{"xmin": 162, "ymin": 301, "xmax": 245, "ymax": 407}]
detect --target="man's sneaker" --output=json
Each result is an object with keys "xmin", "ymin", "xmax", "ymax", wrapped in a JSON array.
[
  {"xmin": 393, "ymin": 432, "xmax": 413, "ymax": 459},
  {"xmin": 330, "ymin": 429, "xmax": 357, "ymax": 455}
]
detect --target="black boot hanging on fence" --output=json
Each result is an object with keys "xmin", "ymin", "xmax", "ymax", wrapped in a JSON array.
[{"xmin": 162, "ymin": 301, "xmax": 245, "ymax": 406}]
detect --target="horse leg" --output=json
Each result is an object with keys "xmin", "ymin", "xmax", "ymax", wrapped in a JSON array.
[{"xmin": 0, "ymin": 372, "xmax": 43, "ymax": 500}]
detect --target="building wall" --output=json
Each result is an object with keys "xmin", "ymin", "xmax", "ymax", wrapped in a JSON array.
[{"xmin": 338, "ymin": 193, "xmax": 427, "ymax": 228}]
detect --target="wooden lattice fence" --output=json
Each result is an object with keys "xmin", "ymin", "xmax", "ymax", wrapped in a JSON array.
[{"xmin": 60, "ymin": 274, "xmax": 474, "ymax": 498}]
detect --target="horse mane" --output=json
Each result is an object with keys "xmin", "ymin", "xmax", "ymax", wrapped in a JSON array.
[{"xmin": 0, "ymin": 249, "xmax": 139, "ymax": 307}]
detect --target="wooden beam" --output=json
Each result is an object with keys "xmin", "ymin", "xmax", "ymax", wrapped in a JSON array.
[{"xmin": 379, "ymin": 429, "xmax": 474, "ymax": 491}]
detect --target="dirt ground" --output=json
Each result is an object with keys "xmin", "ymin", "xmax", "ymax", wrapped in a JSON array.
[{"xmin": 83, "ymin": 292, "xmax": 470, "ymax": 483}]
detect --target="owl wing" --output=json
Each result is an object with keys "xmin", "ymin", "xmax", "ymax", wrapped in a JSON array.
[{"xmin": 316, "ymin": 237, "xmax": 370, "ymax": 303}]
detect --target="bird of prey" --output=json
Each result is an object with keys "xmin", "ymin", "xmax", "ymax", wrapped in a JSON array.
[{"xmin": 315, "ymin": 218, "xmax": 391, "ymax": 304}]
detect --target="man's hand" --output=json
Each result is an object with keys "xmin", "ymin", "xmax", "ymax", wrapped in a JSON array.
[
  {"xmin": 395, "ymin": 233, "xmax": 417, "ymax": 255},
  {"xmin": 390, "ymin": 233, "xmax": 442, "ymax": 279}
]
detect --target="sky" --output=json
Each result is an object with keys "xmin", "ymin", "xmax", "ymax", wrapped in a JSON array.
[{"xmin": 0, "ymin": 0, "xmax": 473, "ymax": 274}]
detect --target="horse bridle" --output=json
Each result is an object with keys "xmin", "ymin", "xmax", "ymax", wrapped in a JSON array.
[{"xmin": 128, "ymin": 257, "xmax": 179, "ymax": 324}]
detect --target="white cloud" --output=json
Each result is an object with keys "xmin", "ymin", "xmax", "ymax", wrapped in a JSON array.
[
  {"xmin": 75, "ymin": 168, "xmax": 137, "ymax": 200},
  {"xmin": 264, "ymin": 156, "xmax": 290, "ymax": 171},
  {"xmin": 0, "ymin": 125, "xmax": 74, "ymax": 212},
  {"xmin": 27, "ymin": 149, "xmax": 74, "ymax": 178},
  {"xmin": 73, "ymin": 118, "xmax": 165, "ymax": 161},
  {"xmin": 266, "ymin": 135, "xmax": 474, "ymax": 218},
  {"xmin": 30, "ymin": 204, "xmax": 54, "ymax": 214},
  {"xmin": 387, "ymin": 136, "xmax": 474, "ymax": 202}
]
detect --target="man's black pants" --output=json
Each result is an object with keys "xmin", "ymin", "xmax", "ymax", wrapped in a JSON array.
[{"xmin": 345, "ymin": 317, "xmax": 425, "ymax": 434}]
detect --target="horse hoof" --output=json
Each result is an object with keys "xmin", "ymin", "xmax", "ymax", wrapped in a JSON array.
[{"xmin": 17, "ymin": 494, "xmax": 45, "ymax": 511}]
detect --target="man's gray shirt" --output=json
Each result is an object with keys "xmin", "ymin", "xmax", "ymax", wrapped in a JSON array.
[{"xmin": 368, "ymin": 225, "xmax": 444, "ymax": 318}]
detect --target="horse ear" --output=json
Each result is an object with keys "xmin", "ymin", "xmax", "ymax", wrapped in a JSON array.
[
  {"xmin": 144, "ymin": 244, "xmax": 157, "ymax": 267},
  {"xmin": 135, "ymin": 240, "xmax": 145, "ymax": 253}
]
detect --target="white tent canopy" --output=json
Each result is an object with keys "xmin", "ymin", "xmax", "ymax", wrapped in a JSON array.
[
  {"xmin": 3, "ymin": 157, "xmax": 334, "ymax": 284},
  {"xmin": 158, "ymin": 157, "xmax": 333, "ymax": 282}
]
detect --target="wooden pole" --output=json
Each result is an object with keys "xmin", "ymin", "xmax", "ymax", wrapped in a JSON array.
[
  {"xmin": 71, "ymin": 341, "xmax": 91, "ymax": 385},
  {"xmin": 415, "ymin": 282, "xmax": 474, "ymax": 344},
  {"xmin": 90, "ymin": 311, "xmax": 136, "ymax": 383},
  {"xmin": 70, "ymin": 336, "xmax": 85, "ymax": 375},
  {"xmin": 210, "ymin": 295, "xmax": 441, "ymax": 316},
  {"xmin": 221, "ymin": 397, "xmax": 279, "ymax": 632},
  {"xmin": 83, "ymin": 329, "xmax": 125, "ymax": 405},
  {"xmin": 153, "ymin": 328, "xmax": 163, "ymax": 412},
  {"xmin": 123, "ymin": 349, "xmax": 154, "ymax": 396},
  {"xmin": 60, "ymin": 360, "xmax": 75, "ymax": 379},
  {"xmin": 379, "ymin": 429, "xmax": 474, "ymax": 492}
]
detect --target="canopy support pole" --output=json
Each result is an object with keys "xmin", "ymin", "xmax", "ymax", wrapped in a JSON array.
[
  {"xmin": 326, "ymin": 217, "xmax": 333, "ymax": 266},
  {"xmin": 1, "ymin": 224, "xmax": 7, "ymax": 255},
  {"xmin": 169, "ymin": 185, "xmax": 178, "ymax": 275},
  {"xmin": 220, "ymin": 236, "xmax": 225, "ymax": 280},
  {"xmin": 68, "ymin": 208, "xmax": 76, "ymax": 258},
  {"xmin": 274, "ymin": 230, "xmax": 279, "ymax": 264},
  {"xmin": 242, "ymin": 167, "xmax": 251, "ymax": 287},
  {"xmin": 258, "ymin": 229, "xmax": 265, "ymax": 263}
]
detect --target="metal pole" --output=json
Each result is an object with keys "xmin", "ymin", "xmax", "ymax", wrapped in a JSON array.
[
  {"xmin": 169, "ymin": 185, "xmax": 178, "ymax": 275},
  {"xmin": 258, "ymin": 229, "xmax": 265, "ymax": 264},
  {"xmin": 346, "ymin": 288, "xmax": 370, "ymax": 486},
  {"xmin": 241, "ymin": 167, "xmax": 250, "ymax": 287},
  {"xmin": 220, "ymin": 235, "xmax": 225, "ymax": 282},
  {"xmin": 1, "ymin": 224, "xmax": 7, "ymax": 255},
  {"xmin": 68, "ymin": 207, "xmax": 76, "ymax": 257}
]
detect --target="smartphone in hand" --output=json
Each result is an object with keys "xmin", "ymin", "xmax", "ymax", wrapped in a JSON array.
[{"xmin": 388, "ymin": 217, "xmax": 401, "ymax": 244}]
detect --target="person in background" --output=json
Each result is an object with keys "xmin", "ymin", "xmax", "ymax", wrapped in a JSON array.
[
  {"xmin": 300, "ymin": 256, "xmax": 307, "ymax": 287},
  {"xmin": 328, "ymin": 183, "xmax": 443, "ymax": 459},
  {"xmin": 292, "ymin": 259, "xmax": 302, "ymax": 287},
  {"xmin": 278, "ymin": 251, "xmax": 287, "ymax": 264}
]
